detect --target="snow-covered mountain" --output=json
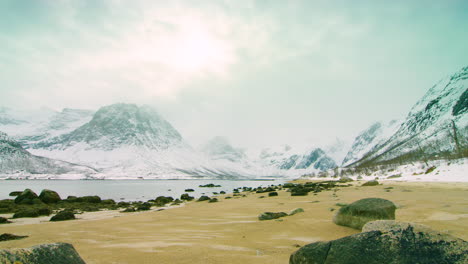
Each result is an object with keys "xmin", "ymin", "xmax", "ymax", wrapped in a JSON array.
[
  {"xmin": 0, "ymin": 131, "xmax": 96, "ymax": 176},
  {"xmin": 350, "ymin": 66, "xmax": 468, "ymax": 167},
  {"xmin": 342, "ymin": 120, "xmax": 401, "ymax": 167},
  {"xmin": 257, "ymin": 145, "xmax": 337, "ymax": 174}
]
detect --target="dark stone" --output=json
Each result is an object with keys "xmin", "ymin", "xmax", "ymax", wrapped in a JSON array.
[
  {"xmin": 14, "ymin": 189, "xmax": 40, "ymax": 205},
  {"xmin": 180, "ymin": 193, "xmax": 194, "ymax": 201},
  {"xmin": 39, "ymin": 189, "xmax": 62, "ymax": 204},
  {"xmin": 37, "ymin": 207, "xmax": 53, "ymax": 216},
  {"xmin": 8, "ymin": 191, "xmax": 22, "ymax": 197},
  {"xmin": 220, "ymin": 191, "xmax": 226, "ymax": 194},
  {"xmin": 259, "ymin": 212, "xmax": 288, "ymax": 221},
  {"xmin": 154, "ymin": 196, "xmax": 174, "ymax": 206},
  {"xmin": 0, "ymin": 243, "xmax": 86, "ymax": 264},
  {"xmin": 0, "ymin": 233, "xmax": 28, "ymax": 242},
  {"xmin": 362, "ymin": 180, "xmax": 379, "ymax": 186},
  {"xmin": 76, "ymin": 196, "xmax": 101, "ymax": 203},
  {"xmin": 184, "ymin": 189, "xmax": 195, "ymax": 192},
  {"xmin": 199, "ymin": 183, "xmax": 221, "ymax": 188},
  {"xmin": 0, "ymin": 217, "xmax": 11, "ymax": 224},
  {"xmin": 137, "ymin": 202, "xmax": 152, "ymax": 211},
  {"xmin": 291, "ymin": 187, "xmax": 309, "ymax": 196},
  {"xmin": 50, "ymin": 210, "xmax": 76, "ymax": 221},
  {"xmin": 333, "ymin": 198, "xmax": 396, "ymax": 230},
  {"xmin": 121, "ymin": 207, "xmax": 136, "ymax": 213},
  {"xmin": 197, "ymin": 195, "xmax": 210, "ymax": 202},
  {"xmin": 290, "ymin": 221, "xmax": 468, "ymax": 264},
  {"xmin": 269, "ymin": 192, "xmax": 279, "ymax": 197},
  {"xmin": 209, "ymin": 198, "xmax": 218, "ymax": 203},
  {"xmin": 13, "ymin": 208, "xmax": 40, "ymax": 218}
]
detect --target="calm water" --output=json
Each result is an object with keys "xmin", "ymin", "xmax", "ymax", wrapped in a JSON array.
[{"xmin": 0, "ymin": 179, "xmax": 285, "ymax": 201}]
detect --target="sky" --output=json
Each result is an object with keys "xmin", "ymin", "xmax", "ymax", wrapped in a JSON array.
[{"xmin": 1, "ymin": 0, "xmax": 468, "ymax": 150}]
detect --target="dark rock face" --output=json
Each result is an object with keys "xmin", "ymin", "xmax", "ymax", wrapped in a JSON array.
[
  {"xmin": 258, "ymin": 212, "xmax": 288, "ymax": 221},
  {"xmin": 0, "ymin": 243, "xmax": 86, "ymax": 264},
  {"xmin": 290, "ymin": 221, "xmax": 468, "ymax": 264},
  {"xmin": 0, "ymin": 233, "xmax": 28, "ymax": 242},
  {"xmin": 333, "ymin": 198, "xmax": 396, "ymax": 230},
  {"xmin": 14, "ymin": 189, "xmax": 39, "ymax": 205},
  {"xmin": 39, "ymin": 189, "xmax": 62, "ymax": 204},
  {"xmin": 50, "ymin": 210, "xmax": 76, "ymax": 221}
]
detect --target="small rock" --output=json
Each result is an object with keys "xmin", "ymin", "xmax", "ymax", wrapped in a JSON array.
[
  {"xmin": 258, "ymin": 212, "xmax": 288, "ymax": 221},
  {"xmin": 361, "ymin": 180, "xmax": 379, "ymax": 187},
  {"xmin": 0, "ymin": 233, "xmax": 28, "ymax": 242},
  {"xmin": 184, "ymin": 189, "xmax": 195, "ymax": 192},
  {"xmin": 197, "ymin": 196, "xmax": 210, "ymax": 202},
  {"xmin": 268, "ymin": 192, "xmax": 279, "ymax": 197},
  {"xmin": 209, "ymin": 198, "xmax": 218, "ymax": 203},
  {"xmin": 289, "ymin": 208, "xmax": 305, "ymax": 216}
]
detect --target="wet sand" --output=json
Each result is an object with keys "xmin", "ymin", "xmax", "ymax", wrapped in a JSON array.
[{"xmin": 1, "ymin": 181, "xmax": 467, "ymax": 264}]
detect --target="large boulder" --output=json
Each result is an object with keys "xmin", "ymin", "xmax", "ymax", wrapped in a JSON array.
[
  {"xmin": 290, "ymin": 221, "xmax": 468, "ymax": 264},
  {"xmin": 0, "ymin": 243, "xmax": 86, "ymax": 264},
  {"xmin": 333, "ymin": 198, "xmax": 396, "ymax": 230},
  {"xmin": 14, "ymin": 189, "xmax": 40, "ymax": 205},
  {"xmin": 39, "ymin": 189, "xmax": 62, "ymax": 204}
]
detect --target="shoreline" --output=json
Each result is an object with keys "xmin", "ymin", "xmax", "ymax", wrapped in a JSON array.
[{"xmin": 1, "ymin": 180, "xmax": 467, "ymax": 263}]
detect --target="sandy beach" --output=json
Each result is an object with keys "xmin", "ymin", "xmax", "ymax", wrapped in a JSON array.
[{"xmin": 1, "ymin": 181, "xmax": 467, "ymax": 264}]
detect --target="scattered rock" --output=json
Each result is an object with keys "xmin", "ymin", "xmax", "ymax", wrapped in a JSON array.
[
  {"xmin": 425, "ymin": 166, "xmax": 437, "ymax": 174},
  {"xmin": 0, "ymin": 243, "xmax": 86, "ymax": 264},
  {"xmin": 335, "ymin": 203, "xmax": 348, "ymax": 207},
  {"xmin": 0, "ymin": 233, "xmax": 28, "ymax": 242},
  {"xmin": 154, "ymin": 196, "xmax": 174, "ymax": 206},
  {"xmin": 290, "ymin": 221, "xmax": 468, "ymax": 264},
  {"xmin": 76, "ymin": 196, "xmax": 101, "ymax": 203},
  {"xmin": 268, "ymin": 192, "xmax": 279, "ymax": 197},
  {"xmin": 362, "ymin": 180, "xmax": 379, "ymax": 187},
  {"xmin": 137, "ymin": 202, "xmax": 152, "ymax": 211},
  {"xmin": 386, "ymin": 174, "xmax": 402, "ymax": 179},
  {"xmin": 121, "ymin": 207, "xmax": 136, "ymax": 213},
  {"xmin": 0, "ymin": 217, "xmax": 11, "ymax": 224},
  {"xmin": 13, "ymin": 208, "xmax": 40, "ymax": 218},
  {"xmin": 197, "ymin": 196, "xmax": 210, "ymax": 202},
  {"xmin": 50, "ymin": 210, "xmax": 76, "ymax": 221},
  {"xmin": 339, "ymin": 177, "xmax": 353, "ymax": 183},
  {"xmin": 14, "ymin": 189, "xmax": 40, "ymax": 205},
  {"xmin": 184, "ymin": 189, "xmax": 195, "ymax": 192},
  {"xmin": 209, "ymin": 198, "xmax": 218, "ymax": 203},
  {"xmin": 8, "ymin": 191, "xmax": 22, "ymax": 197},
  {"xmin": 39, "ymin": 189, "xmax": 62, "ymax": 204},
  {"xmin": 220, "ymin": 191, "xmax": 226, "ymax": 194},
  {"xmin": 199, "ymin": 183, "xmax": 221, "ymax": 188},
  {"xmin": 333, "ymin": 198, "xmax": 396, "ymax": 230},
  {"xmin": 289, "ymin": 208, "xmax": 305, "ymax": 216},
  {"xmin": 180, "ymin": 193, "xmax": 194, "ymax": 201},
  {"xmin": 259, "ymin": 212, "xmax": 288, "ymax": 221}
]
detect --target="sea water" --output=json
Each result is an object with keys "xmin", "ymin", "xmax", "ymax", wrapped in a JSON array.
[{"xmin": 0, "ymin": 179, "xmax": 285, "ymax": 201}]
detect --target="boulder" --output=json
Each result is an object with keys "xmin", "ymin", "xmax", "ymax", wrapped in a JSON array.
[
  {"xmin": 184, "ymin": 189, "xmax": 195, "ymax": 192},
  {"xmin": 259, "ymin": 212, "xmax": 288, "ymax": 221},
  {"xmin": 290, "ymin": 221, "xmax": 468, "ymax": 264},
  {"xmin": 268, "ymin": 192, "xmax": 279, "ymax": 197},
  {"xmin": 289, "ymin": 208, "xmax": 305, "ymax": 216},
  {"xmin": 121, "ymin": 207, "xmax": 136, "ymax": 213},
  {"xmin": 50, "ymin": 210, "xmax": 76, "ymax": 221},
  {"xmin": 76, "ymin": 196, "xmax": 101, "ymax": 203},
  {"xmin": 0, "ymin": 233, "xmax": 28, "ymax": 242},
  {"xmin": 197, "ymin": 196, "xmax": 210, "ymax": 202},
  {"xmin": 209, "ymin": 198, "xmax": 218, "ymax": 203},
  {"xmin": 39, "ymin": 189, "xmax": 62, "ymax": 204},
  {"xmin": 0, "ymin": 243, "xmax": 86, "ymax": 264},
  {"xmin": 0, "ymin": 217, "xmax": 11, "ymax": 224},
  {"xmin": 8, "ymin": 191, "xmax": 22, "ymax": 197},
  {"xmin": 13, "ymin": 208, "xmax": 40, "ymax": 218},
  {"xmin": 180, "ymin": 193, "xmax": 194, "ymax": 201},
  {"xmin": 333, "ymin": 198, "xmax": 396, "ymax": 230},
  {"xmin": 362, "ymin": 180, "xmax": 379, "ymax": 186},
  {"xmin": 137, "ymin": 202, "xmax": 152, "ymax": 211},
  {"xmin": 14, "ymin": 189, "xmax": 40, "ymax": 205},
  {"xmin": 154, "ymin": 196, "xmax": 174, "ymax": 206}
]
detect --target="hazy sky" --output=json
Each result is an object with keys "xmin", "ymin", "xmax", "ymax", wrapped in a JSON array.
[{"xmin": 1, "ymin": 0, "xmax": 467, "ymax": 149}]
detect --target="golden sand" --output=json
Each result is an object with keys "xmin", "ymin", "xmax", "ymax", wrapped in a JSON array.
[{"xmin": 1, "ymin": 181, "xmax": 467, "ymax": 264}]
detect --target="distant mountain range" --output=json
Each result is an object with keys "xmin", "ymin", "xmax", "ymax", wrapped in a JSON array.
[{"xmin": 1, "ymin": 66, "xmax": 467, "ymax": 179}]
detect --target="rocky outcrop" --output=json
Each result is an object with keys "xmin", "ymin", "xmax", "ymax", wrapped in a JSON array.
[
  {"xmin": 39, "ymin": 189, "xmax": 62, "ymax": 204},
  {"xmin": 290, "ymin": 221, "xmax": 468, "ymax": 264},
  {"xmin": 333, "ymin": 198, "xmax": 396, "ymax": 230},
  {"xmin": 0, "ymin": 243, "xmax": 86, "ymax": 264}
]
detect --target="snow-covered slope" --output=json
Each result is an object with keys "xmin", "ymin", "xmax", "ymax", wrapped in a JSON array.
[
  {"xmin": 342, "ymin": 120, "xmax": 401, "ymax": 167},
  {"xmin": 200, "ymin": 136, "xmax": 246, "ymax": 162},
  {"xmin": 352, "ymin": 66, "xmax": 468, "ymax": 167},
  {"xmin": 0, "ymin": 131, "xmax": 96, "ymax": 177}
]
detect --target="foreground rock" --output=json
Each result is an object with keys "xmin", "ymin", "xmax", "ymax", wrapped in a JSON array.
[
  {"xmin": 333, "ymin": 198, "xmax": 396, "ymax": 230},
  {"xmin": 0, "ymin": 243, "xmax": 86, "ymax": 264},
  {"xmin": 50, "ymin": 210, "xmax": 76, "ymax": 221},
  {"xmin": 290, "ymin": 221, "xmax": 468, "ymax": 264},
  {"xmin": 259, "ymin": 212, "xmax": 288, "ymax": 221}
]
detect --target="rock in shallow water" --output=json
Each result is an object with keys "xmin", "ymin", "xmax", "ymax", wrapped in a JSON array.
[
  {"xmin": 0, "ymin": 243, "xmax": 86, "ymax": 264},
  {"xmin": 290, "ymin": 221, "xmax": 468, "ymax": 264}
]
